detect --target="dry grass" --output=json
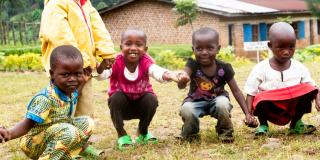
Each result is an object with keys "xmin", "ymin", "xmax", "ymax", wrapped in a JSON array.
[{"xmin": 1, "ymin": 62, "xmax": 320, "ymax": 160}]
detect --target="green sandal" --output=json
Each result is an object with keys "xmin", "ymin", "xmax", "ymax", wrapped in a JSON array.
[
  {"xmin": 255, "ymin": 125, "xmax": 269, "ymax": 136},
  {"xmin": 117, "ymin": 135, "xmax": 134, "ymax": 150},
  {"xmin": 288, "ymin": 120, "xmax": 316, "ymax": 134},
  {"xmin": 74, "ymin": 145, "xmax": 104, "ymax": 160},
  {"xmin": 135, "ymin": 132, "xmax": 158, "ymax": 145}
]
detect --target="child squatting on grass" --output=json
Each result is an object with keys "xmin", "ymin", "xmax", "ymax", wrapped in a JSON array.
[
  {"xmin": 96, "ymin": 28, "xmax": 190, "ymax": 150},
  {"xmin": 177, "ymin": 27, "xmax": 258, "ymax": 143},
  {"xmin": 0, "ymin": 45, "xmax": 102, "ymax": 159},
  {"xmin": 244, "ymin": 22, "xmax": 320, "ymax": 136}
]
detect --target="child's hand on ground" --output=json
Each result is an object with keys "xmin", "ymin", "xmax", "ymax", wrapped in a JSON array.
[
  {"xmin": 244, "ymin": 114, "xmax": 258, "ymax": 128},
  {"xmin": 0, "ymin": 126, "xmax": 10, "ymax": 143}
]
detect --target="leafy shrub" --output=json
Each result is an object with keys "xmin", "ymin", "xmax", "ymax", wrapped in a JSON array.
[
  {"xmin": 148, "ymin": 45, "xmax": 192, "ymax": 59},
  {"xmin": 217, "ymin": 46, "xmax": 252, "ymax": 67},
  {"xmin": 294, "ymin": 44, "xmax": 320, "ymax": 62},
  {"xmin": 3, "ymin": 53, "xmax": 43, "ymax": 71},
  {"xmin": 153, "ymin": 50, "xmax": 185, "ymax": 69},
  {"xmin": 0, "ymin": 52, "xmax": 5, "ymax": 69}
]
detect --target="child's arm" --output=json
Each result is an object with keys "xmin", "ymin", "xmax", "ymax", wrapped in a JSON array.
[
  {"xmin": 228, "ymin": 78, "xmax": 258, "ymax": 127},
  {"xmin": 149, "ymin": 64, "xmax": 190, "ymax": 85},
  {"xmin": 0, "ymin": 118, "xmax": 35, "ymax": 143},
  {"xmin": 88, "ymin": 1, "xmax": 116, "ymax": 62}
]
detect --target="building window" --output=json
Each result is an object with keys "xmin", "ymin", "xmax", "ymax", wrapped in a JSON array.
[
  {"xmin": 317, "ymin": 19, "xmax": 320, "ymax": 35},
  {"xmin": 252, "ymin": 24, "xmax": 259, "ymax": 42},
  {"xmin": 228, "ymin": 24, "xmax": 233, "ymax": 45},
  {"xmin": 243, "ymin": 23, "xmax": 268, "ymax": 42},
  {"xmin": 292, "ymin": 21, "xmax": 305, "ymax": 39}
]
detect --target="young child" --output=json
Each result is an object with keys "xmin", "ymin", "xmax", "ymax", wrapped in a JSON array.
[
  {"xmin": 244, "ymin": 22, "xmax": 320, "ymax": 136},
  {"xmin": 177, "ymin": 27, "xmax": 257, "ymax": 142},
  {"xmin": 97, "ymin": 28, "xmax": 189, "ymax": 150},
  {"xmin": 0, "ymin": 45, "xmax": 101, "ymax": 159}
]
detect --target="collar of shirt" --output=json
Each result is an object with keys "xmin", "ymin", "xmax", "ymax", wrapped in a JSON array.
[{"xmin": 52, "ymin": 85, "xmax": 78, "ymax": 103}]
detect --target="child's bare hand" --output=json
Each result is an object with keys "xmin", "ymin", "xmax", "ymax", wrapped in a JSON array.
[
  {"xmin": 101, "ymin": 58, "xmax": 114, "ymax": 69},
  {"xmin": 97, "ymin": 58, "xmax": 114, "ymax": 74},
  {"xmin": 163, "ymin": 71, "xmax": 190, "ymax": 84},
  {"xmin": 83, "ymin": 66, "xmax": 92, "ymax": 77},
  {"xmin": 176, "ymin": 71, "xmax": 190, "ymax": 84},
  {"xmin": 0, "ymin": 126, "xmax": 10, "ymax": 143},
  {"xmin": 244, "ymin": 114, "xmax": 258, "ymax": 128}
]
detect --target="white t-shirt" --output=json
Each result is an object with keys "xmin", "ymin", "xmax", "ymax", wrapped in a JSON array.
[{"xmin": 244, "ymin": 59, "xmax": 315, "ymax": 96}]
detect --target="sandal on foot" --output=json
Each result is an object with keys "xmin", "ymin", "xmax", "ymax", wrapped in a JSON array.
[
  {"xmin": 288, "ymin": 120, "xmax": 316, "ymax": 135},
  {"xmin": 79, "ymin": 145, "xmax": 104, "ymax": 159},
  {"xmin": 135, "ymin": 132, "xmax": 158, "ymax": 145},
  {"xmin": 255, "ymin": 125, "xmax": 269, "ymax": 136},
  {"xmin": 117, "ymin": 135, "xmax": 134, "ymax": 150}
]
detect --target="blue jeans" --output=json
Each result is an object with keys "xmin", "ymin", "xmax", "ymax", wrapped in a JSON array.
[{"xmin": 180, "ymin": 96, "xmax": 233, "ymax": 137}]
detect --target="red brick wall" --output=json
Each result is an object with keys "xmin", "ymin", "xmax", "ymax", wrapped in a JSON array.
[
  {"xmin": 101, "ymin": 0, "xmax": 317, "ymax": 57},
  {"xmin": 102, "ymin": 0, "xmax": 224, "ymax": 45}
]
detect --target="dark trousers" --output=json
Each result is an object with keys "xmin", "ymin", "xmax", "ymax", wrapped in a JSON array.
[{"xmin": 108, "ymin": 92, "xmax": 158, "ymax": 137}]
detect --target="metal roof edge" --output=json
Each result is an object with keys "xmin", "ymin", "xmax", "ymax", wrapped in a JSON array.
[
  {"xmin": 98, "ymin": 0, "xmax": 136, "ymax": 14},
  {"xmin": 201, "ymin": 8, "xmax": 311, "ymax": 18}
]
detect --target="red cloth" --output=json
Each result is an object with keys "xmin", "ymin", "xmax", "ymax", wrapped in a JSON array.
[
  {"xmin": 80, "ymin": 0, "xmax": 87, "ymax": 6},
  {"xmin": 108, "ymin": 53, "xmax": 155, "ymax": 100},
  {"xmin": 253, "ymin": 83, "xmax": 318, "ymax": 125}
]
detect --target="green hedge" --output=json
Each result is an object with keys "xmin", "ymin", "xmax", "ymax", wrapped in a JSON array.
[
  {"xmin": 1, "ymin": 53, "xmax": 43, "ymax": 71},
  {"xmin": 0, "ymin": 45, "xmax": 253, "ymax": 71},
  {"xmin": 0, "ymin": 46, "xmax": 41, "ymax": 56},
  {"xmin": 294, "ymin": 44, "xmax": 320, "ymax": 62}
]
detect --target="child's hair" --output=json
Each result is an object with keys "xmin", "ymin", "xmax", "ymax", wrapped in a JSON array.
[
  {"xmin": 120, "ymin": 27, "xmax": 147, "ymax": 44},
  {"xmin": 50, "ymin": 45, "xmax": 83, "ymax": 70},
  {"xmin": 192, "ymin": 27, "xmax": 219, "ymax": 45},
  {"xmin": 268, "ymin": 22, "xmax": 295, "ymax": 42}
]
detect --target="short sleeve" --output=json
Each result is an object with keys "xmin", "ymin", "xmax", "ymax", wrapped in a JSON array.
[
  {"xmin": 186, "ymin": 58, "xmax": 196, "ymax": 69},
  {"xmin": 26, "ymin": 95, "xmax": 51, "ymax": 124},
  {"xmin": 298, "ymin": 61, "xmax": 316, "ymax": 86},
  {"xmin": 244, "ymin": 64, "xmax": 263, "ymax": 96},
  {"xmin": 223, "ymin": 63, "xmax": 235, "ymax": 82}
]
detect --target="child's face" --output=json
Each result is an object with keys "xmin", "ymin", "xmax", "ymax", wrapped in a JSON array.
[
  {"xmin": 50, "ymin": 58, "xmax": 84, "ymax": 96},
  {"xmin": 120, "ymin": 31, "xmax": 147, "ymax": 64},
  {"xmin": 268, "ymin": 34, "xmax": 295, "ymax": 63},
  {"xmin": 192, "ymin": 33, "xmax": 220, "ymax": 66}
]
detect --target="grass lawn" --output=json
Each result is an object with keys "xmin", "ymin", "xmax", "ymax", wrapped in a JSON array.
[{"xmin": 1, "ymin": 62, "xmax": 320, "ymax": 160}]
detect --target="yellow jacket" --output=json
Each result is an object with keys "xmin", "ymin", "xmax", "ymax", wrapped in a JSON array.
[{"xmin": 40, "ymin": 0, "xmax": 115, "ymax": 72}]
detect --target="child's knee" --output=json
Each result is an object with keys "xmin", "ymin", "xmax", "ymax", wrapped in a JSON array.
[
  {"xmin": 142, "ymin": 93, "xmax": 158, "ymax": 107},
  {"xmin": 50, "ymin": 124, "xmax": 79, "ymax": 145},
  {"xmin": 215, "ymin": 96, "xmax": 232, "ymax": 113},
  {"xmin": 73, "ymin": 116, "xmax": 95, "ymax": 135},
  {"xmin": 180, "ymin": 105, "xmax": 196, "ymax": 120},
  {"xmin": 109, "ymin": 92, "xmax": 127, "ymax": 106}
]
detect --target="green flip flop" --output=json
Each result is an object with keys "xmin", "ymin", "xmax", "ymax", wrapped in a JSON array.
[
  {"xmin": 76, "ymin": 145, "xmax": 104, "ymax": 160},
  {"xmin": 135, "ymin": 132, "xmax": 158, "ymax": 145},
  {"xmin": 288, "ymin": 120, "xmax": 316, "ymax": 135},
  {"xmin": 255, "ymin": 125, "xmax": 269, "ymax": 136},
  {"xmin": 117, "ymin": 135, "xmax": 134, "ymax": 150}
]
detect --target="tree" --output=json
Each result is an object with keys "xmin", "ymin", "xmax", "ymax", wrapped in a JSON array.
[
  {"xmin": 173, "ymin": 0, "xmax": 199, "ymax": 31},
  {"xmin": 96, "ymin": 2, "xmax": 108, "ymax": 10},
  {"xmin": 305, "ymin": 0, "xmax": 320, "ymax": 17}
]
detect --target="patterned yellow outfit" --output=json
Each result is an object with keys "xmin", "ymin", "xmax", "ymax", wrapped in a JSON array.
[{"xmin": 20, "ymin": 84, "xmax": 94, "ymax": 160}]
